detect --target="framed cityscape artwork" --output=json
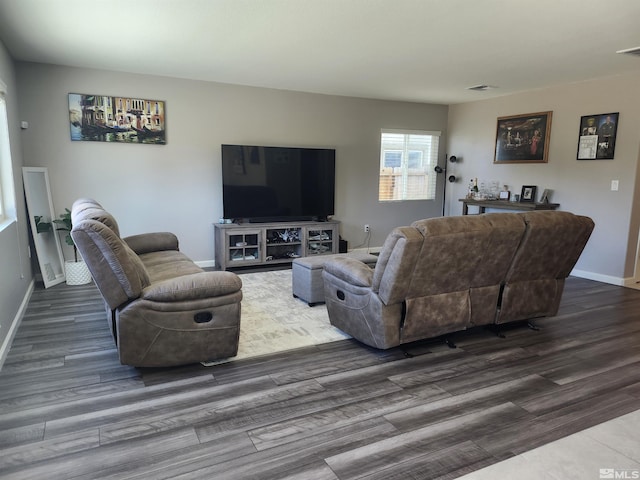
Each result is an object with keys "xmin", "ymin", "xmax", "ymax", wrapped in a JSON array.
[{"xmin": 69, "ymin": 93, "xmax": 166, "ymax": 144}]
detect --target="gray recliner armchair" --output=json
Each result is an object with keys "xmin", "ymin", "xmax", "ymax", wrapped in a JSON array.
[{"xmin": 70, "ymin": 199, "xmax": 242, "ymax": 367}]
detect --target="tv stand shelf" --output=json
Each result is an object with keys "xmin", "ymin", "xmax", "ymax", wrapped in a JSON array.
[{"xmin": 214, "ymin": 220, "xmax": 340, "ymax": 270}]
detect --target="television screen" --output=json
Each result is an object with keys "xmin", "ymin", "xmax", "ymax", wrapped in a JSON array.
[{"xmin": 221, "ymin": 144, "xmax": 335, "ymax": 222}]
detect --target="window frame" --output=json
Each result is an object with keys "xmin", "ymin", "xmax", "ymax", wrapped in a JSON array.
[
  {"xmin": 378, "ymin": 129, "xmax": 441, "ymax": 202},
  {"xmin": 0, "ymin": 80, "xmax": 17, "ymax": 230}
]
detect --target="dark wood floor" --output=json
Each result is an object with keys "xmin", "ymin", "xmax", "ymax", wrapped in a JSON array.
[{"xmin": 1, "ymin": 277, "xmax": 640, "ymax": 479}]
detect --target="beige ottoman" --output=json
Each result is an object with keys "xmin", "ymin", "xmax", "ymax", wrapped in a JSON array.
[{"xmin": 292, "ymin": 252, "xmax": 378, "ymax": 306}]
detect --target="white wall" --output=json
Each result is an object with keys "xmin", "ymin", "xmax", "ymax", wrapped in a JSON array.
[
  {"xmin": 0, "ymin": 41, "xmax": 32, "ymax": 365},
  {"xmin": 15, "ymin": 61, "xmax": 639, "ymax": 286},
  {"xmin": 447, "ymin": 72, "xmax": 640, "ymax": 284},
  {"xmin": 16, "ymin": 62, "xmax": 449, "ymax": 263}
]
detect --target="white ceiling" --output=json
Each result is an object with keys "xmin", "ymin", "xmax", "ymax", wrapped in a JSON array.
[{"xmin": 1, "ymin": 0, "xmax": 640, "ymax": 105}]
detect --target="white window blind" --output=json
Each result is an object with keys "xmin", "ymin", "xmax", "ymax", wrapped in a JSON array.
[{"xmin": 379, "ymin": 129, "xmax": 440, "ymax": 201}]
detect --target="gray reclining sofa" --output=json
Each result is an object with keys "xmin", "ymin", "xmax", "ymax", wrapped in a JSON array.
[
  {"xmin": 70, "ymin": 199, "xmax": 242, "ymax": 367},
  {"xmin": 322, "ymin": 211, "xmax": 594, "ymax": 349}
]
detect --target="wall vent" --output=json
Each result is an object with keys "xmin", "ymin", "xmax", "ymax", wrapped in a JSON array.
[{"xmin": 467, "ymin": 84, "xmax": 497, "ymax": 91}]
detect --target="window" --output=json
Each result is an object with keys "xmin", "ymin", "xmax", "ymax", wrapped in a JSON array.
[
  {"xmin": 0, "ymin": 86, "xmax": 16, "ymax": 225},
  {"xmin": 378, "ymin": 129, "xmax": 440, "ymax": 201}
]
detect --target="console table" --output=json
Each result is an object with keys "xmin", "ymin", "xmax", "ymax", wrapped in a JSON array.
[{"xmin": 460, "ymin": 199, "xmax": 560, "ymax": 215}]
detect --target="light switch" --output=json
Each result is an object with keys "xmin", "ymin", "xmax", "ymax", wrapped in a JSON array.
[{"xmin": 611, "ymin": 180, "xmax": 619, "ymax": 191}]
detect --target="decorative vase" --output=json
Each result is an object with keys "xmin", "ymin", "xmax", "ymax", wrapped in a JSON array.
[{"xmin": 65, "ymin": 260, "xmax": 92, "ymax": 285}]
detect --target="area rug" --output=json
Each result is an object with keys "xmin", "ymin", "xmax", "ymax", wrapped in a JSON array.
[{"xmin": 202, "ymin": 269, "xmax": 350, "ymax": 365}]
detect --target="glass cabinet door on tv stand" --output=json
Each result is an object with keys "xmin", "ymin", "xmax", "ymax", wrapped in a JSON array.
[
  {"xmin": 305, "ymin": 226, "xmax": 335, "ymax": 255},
  {"xmin": 224, "ymin": 228, "xmax": 262, "ymax": 268},
  {"xmin": 214, "ymin": 221, "xmax": 339, "ymax": 270}
]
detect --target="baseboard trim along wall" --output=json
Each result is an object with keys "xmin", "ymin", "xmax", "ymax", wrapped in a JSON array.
[
  {"xmin": 195, "ymin": 260, "xmax": 216, "ymax": 269},
  {"xmin": 571, "ymin": 269, "xmax": 624, "ymax": 286},
  {"xmin": 0, "ymin": 280, "xmax": 34, "ymax": 371}
]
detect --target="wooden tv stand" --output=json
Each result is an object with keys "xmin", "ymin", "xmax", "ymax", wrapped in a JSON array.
[{"xmin": 214, "ymin": 220, "xmax": 340, "ymax": 270}]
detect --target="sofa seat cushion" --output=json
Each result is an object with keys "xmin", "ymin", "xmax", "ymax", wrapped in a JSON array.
[
  {"xmin": 139, "ymin": 250, "xmax": 204, "ymax": 283},
  {"xmin": 141, "ymin": 271, "xmax": 242, "ymax": 302}
]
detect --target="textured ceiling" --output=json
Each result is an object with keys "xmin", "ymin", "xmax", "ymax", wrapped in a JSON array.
[{"xmin": 1, "ymin": 0, "xmax": 639, "ymax": 104}]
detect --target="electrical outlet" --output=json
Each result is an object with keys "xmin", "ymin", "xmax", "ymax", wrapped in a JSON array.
[
  {"xmin": 364, "ymin": 224, "xmax": 370, "ymax": 233},
  {"xmin": 611, "ymin": 180, "xmax": 619, "ymax": 191}
]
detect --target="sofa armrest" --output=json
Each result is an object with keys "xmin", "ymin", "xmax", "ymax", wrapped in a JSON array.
[
  {"xmin": 141, "ymin": 271, "xmax": 242, "ymax": 302},
  {"xmin": 323, "ymin": 257, "xmax": 374, "ymax": 287},
  {"xmin": 124, "ymin": 232, "xmax": 179, "ymax": 255}
]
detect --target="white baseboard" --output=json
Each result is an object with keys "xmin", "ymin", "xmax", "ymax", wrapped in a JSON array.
[
  {"xmin": 571, "ymin": 269, "xmax": 625, "ymax": 286},
  {"xmin": 195, "ymin": 260, "xmax": 216, "ymax": 269},
  {"xmin": 0, "ymin": 280, "xmax": 34, "ymax": 371}
]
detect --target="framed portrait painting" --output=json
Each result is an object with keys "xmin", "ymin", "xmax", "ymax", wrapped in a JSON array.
[{"xmin": 494, "ymin": 111, "xmax": 552, "ymax": 164}]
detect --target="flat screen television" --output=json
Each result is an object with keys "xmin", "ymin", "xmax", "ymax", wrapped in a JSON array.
[{"xmin": 221, "ymin": 144, "xmax": 336, "ymax": 222}]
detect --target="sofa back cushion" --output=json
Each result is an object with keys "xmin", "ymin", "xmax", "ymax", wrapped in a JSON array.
[
  {"xmin": 70, "ymin": 198, "xmax": 103, "ymax": 214},
  {"xmin": 409, "ymin": 214, "xmax": 526, "ymax": 297},
  {"xmin": 507, "ymin": 211, "xmax": 595, "ymax": 282},
  {"xmin": 383, "ymin": 214, "xmax": 527, "ymax": 340},
  {"xmin": 71, "ymin": 217, "xmax": 150, "ymax": 310},
  {"xmin": 71, "ymin": 199, "xmax": 121, "ymax": 237},
  {"xmin": 496, "ymin": 211, "xmax": 594, "ymax": 323}
]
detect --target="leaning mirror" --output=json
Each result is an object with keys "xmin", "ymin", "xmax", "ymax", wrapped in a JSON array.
[{"xmin": 22, "ymin": 166, "xmax": 66, "ymax": 288}]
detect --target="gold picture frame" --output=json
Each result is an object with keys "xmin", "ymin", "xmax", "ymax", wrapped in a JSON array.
[{"xmin": 494, "ymin": 111, "xmax": 552, "ymax": 164}]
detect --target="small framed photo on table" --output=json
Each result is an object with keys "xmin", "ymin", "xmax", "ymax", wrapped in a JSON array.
[
  {"xmin": 499, "ymin": 190, "xmax": 510, "ymax": 200},
  {"xmin": 520, "ymin": 185, "xmax": 537, "ymax": 203},
  {"xmin": 540, "ymin": 189, "xmax": 552, "ymax": 203}
]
